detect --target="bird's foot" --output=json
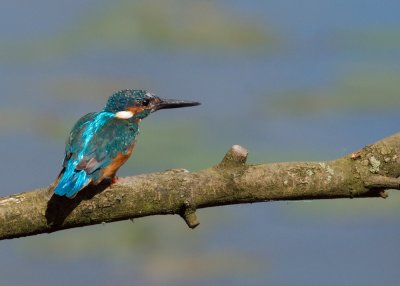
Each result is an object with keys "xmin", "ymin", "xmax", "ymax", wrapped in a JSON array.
[{"xmin": 111, "ymin": 176, "xmax": 119, "ymax": 185}]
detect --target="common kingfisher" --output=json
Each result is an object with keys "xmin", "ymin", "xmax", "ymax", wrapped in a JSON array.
[{"xmin": 53, "ymin": 89, "xmax": 200, "ymax": 198}]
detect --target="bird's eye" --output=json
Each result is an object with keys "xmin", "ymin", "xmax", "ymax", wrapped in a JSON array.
[{"xmin": 142, "ymin": 99, "xmax": 150, "ymax": 106}]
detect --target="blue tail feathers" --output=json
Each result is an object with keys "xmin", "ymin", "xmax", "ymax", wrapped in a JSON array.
[{"xmin": 54, "ymin": 169, "xmax": 91, "ymax": 198}]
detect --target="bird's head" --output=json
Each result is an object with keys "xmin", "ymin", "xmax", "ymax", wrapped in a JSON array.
[{"xmin": 104, "ymin": 89, "xmax": 200, "ymax": 120}]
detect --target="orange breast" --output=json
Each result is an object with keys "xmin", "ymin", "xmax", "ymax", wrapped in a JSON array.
[{"xmin": 98, "ymin": 141, "xmax": 137, "ymax": 182}]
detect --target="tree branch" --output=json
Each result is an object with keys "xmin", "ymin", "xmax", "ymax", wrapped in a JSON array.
[{"xmin": 1, "ymin": 133, "xmax": 399, "ymax": 240}]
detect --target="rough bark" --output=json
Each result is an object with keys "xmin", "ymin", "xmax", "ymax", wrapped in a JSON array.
[{"xmin": 0, "ymin": 133, "xmax": 399, "ymax": 241}]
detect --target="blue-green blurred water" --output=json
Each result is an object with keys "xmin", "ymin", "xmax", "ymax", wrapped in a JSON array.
[{"xmin": 1, "ymin": 1, "xmax": 400, "ymax": 285}]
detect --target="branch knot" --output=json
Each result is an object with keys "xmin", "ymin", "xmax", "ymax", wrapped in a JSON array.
[
  {"xmin": 179, "ymin": 200, "xmax": 200, "ymax": 229},
  {"xmin": 218, "ymin": 145, "xmax": 248, "ymax": 168}
]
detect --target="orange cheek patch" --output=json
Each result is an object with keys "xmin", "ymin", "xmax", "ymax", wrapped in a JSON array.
[{"xmin": 127, "ymin": 106, "xmax": 145, "ymax": 115}]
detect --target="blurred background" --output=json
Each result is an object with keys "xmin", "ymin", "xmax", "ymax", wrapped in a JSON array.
[{"xmin": 1, "ymin": 0, "xmax": 399, "ymax": 285}]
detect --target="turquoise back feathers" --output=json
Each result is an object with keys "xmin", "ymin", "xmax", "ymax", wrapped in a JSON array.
[{"xmin": 54, "ymin": 111, "xmax": 139, "ymax": 197}]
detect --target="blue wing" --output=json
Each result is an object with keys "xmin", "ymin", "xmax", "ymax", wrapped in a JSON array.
[{"xmin": 54, "ymin": 112, "xmax": 139, "ymax": 198}]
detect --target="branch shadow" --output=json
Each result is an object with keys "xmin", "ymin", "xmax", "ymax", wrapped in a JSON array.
[{"xmin": 45, "ymin": 180, "xmax": 111, "ymax": 228}]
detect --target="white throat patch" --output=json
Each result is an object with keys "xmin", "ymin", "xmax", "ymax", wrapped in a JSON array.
[{"xmin": 115, "ymin": 111, "xmax": 134, "ymax": 119}]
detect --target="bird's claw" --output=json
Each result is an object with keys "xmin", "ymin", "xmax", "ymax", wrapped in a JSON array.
[{"xmin": 111, "ymin": 176, "xmax": 119, "ymax": 185}]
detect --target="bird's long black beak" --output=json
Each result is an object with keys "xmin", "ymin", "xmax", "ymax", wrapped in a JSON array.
[{"xmin": 152, "ymin": 98, "xmax": 201, "ymax": 112}]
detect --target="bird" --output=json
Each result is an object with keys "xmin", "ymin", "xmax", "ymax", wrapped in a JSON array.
[{"xmin": 53, "ymin": 89, "xmax": 200, "ymax": 198}]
